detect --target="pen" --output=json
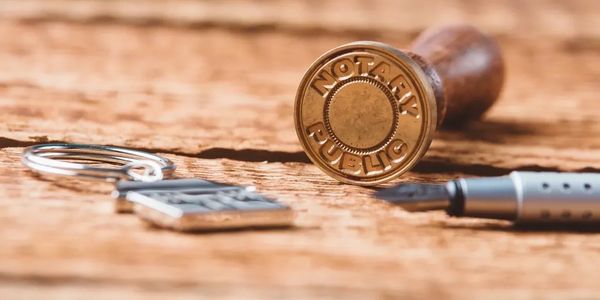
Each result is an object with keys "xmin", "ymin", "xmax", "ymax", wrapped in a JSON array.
[{"xmin": 375, "ymin": 171, "xmax": 600, "ymax": 224}]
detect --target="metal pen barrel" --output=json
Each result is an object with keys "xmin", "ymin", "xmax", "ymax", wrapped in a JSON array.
[{"xmin": 455, "ymin": 171, "xmax": 600, "ymax": 223}]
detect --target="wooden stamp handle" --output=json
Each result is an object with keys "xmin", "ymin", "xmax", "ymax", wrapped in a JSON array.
[{"xmin": 409, "ymin": 25, "xmax": 505, "ymax": 127}]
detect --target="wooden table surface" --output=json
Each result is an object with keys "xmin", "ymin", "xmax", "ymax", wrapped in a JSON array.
[{"xmin": 0, "ymin": 1, "xmax": 599, "ymax": 299}]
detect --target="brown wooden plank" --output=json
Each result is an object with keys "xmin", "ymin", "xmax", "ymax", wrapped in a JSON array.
[
  {"xmin": 0, "ymin": 20, "xmax": 598, "ymax": 171},
  {"xmin": 0, "ymin": 0, "xmax": 598, "ymax": 39},
  {"xmin": 2, "ymin": 147, "xmax": 600, "ymax": 299},
  {"xmin": 0, "ymin": 1, "xmax": 599, "ymax": 299}
]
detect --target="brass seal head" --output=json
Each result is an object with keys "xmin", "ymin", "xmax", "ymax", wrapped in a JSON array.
[{"xmin": 294, "ymin": 42, "xmax": 437, "ymax": 186}]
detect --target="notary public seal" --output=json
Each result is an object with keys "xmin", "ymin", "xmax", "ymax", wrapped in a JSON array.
[
  {"xmin": 294, "ymin": 25, "xmax": 505, "ymax": 186},
  {"xmin": 295, "ymin": 42, "xmax": 437, "ymax": 186}
]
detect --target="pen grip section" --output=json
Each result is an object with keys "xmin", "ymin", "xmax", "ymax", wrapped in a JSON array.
[{"xmin": 458, "ymin": 176, "xmax": 518, "ymax": 220}]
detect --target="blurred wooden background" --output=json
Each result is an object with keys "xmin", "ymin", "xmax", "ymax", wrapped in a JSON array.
[{"xmin": 0, "ymin": 0, "xmax": 599, "ymax": 299}]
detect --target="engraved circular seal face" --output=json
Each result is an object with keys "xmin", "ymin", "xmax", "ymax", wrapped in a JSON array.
[{"xmin": 294, "ymin": 41, "xmax": 437, "ymax": 185}]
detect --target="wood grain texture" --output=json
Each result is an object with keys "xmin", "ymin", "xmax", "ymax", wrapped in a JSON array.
[{"xmin": 0, "ymin": 1, "xmax": 599, "ymax": 299}]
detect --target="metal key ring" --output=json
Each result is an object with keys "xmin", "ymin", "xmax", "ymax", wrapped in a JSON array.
[{"xmin": 22, "ymin": 143, "xmax": 176, "ymax": 182}]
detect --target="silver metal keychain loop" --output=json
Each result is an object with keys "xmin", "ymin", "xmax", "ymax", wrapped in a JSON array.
[
  {"xmin": 21, "ymin": 143, "xmax": 293, "ymax": 232},
  {"xmin": 22, "ymin": 143, "xmax": 175, "ymax": 182},
  {"xmin": 122, "ymin": 160, "xmax": 164, "ymax": 182}
]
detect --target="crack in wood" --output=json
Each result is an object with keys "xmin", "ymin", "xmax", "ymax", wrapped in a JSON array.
[
  {"xmin": 0, "ymin": 272, "xmax": 242, "ymax": 291},
  {"xmin": 195, "ymin": 147, "xmax": 311, "ymax": 163},
  {"xmin": 0, "ymin": 137, "xmax": 63, "ymax": 148},
  {"xmin": 0, "ymin": 271, "xmax": 385, "ymax": 296},
  {"xmin": 14, "ymin": 15, "xmax": 389, "ymax": 39},
  {"xmin": 4, "ymin": 137, "xmax": 599, "ymax": 176},
  {"xmin": 413, "ymin": 160, "xmax": 600, "ymax": 176}
]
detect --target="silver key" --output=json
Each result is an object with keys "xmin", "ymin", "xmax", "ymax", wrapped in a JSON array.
[{"xmin": 115, "ymin": 179, "xmax": 294, "ymax": 231}]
